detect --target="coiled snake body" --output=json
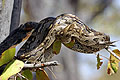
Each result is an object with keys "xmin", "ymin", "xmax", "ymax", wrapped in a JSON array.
[{"xmin": 0, "ymin": 14, "xmax": 112, "ymax": 63}]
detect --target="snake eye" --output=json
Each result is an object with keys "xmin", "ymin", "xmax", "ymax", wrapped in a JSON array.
[{"xmin": 93, "ymin": 38, "xmax": 99, "ymax": 42}]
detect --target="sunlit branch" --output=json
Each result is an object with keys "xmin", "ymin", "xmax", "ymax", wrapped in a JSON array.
[
  {"xmin": 106, "ymin": 48, "xmax": 120, "ymax": 60},
  {"xmin": 24, "ymin": 61, "xmax": 60, "ymax": 68}
]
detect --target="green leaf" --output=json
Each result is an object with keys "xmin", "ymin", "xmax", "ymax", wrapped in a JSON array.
[
  {"xmin": 52, "ymin": 40, "xmax": 61, "ymax": 54},
  {"xmin": 21, "ymin": 69, "xmax": 33, "ymax": 80},
  {"xmin": 63, "ymin": 39, "xmax": 75, "ymax": 48},
  {"xmin": 0, "ymin": 48, "xmax": 16, "ymax": 67},
  {"xmin": 107, "ymin": 49, "xmax": 120, "ymax": 75},
  {"xmin": 36, "ymin": 69, "xmax": 50, "ymax": 80},
  {"xmin": 0, "ymin": 59, "xmax": 24, "ymax": 80},
  {"xmin": 96, "ymin": 53, "xmax": 103, "ymax": 70}
]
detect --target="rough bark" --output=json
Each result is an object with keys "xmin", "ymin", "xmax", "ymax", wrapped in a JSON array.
[{"xmin": 0, "ymin": 0, "xmax": 14, "ymax": 43}]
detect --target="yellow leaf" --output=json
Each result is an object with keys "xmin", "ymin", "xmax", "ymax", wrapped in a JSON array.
[
  {"xmin": 0, "ymin": 59, "xmax": 24, "ymax": 80},
  {"xmin": 107, "ymin": 61, "xmax": 115, "ymax": 75},
  {"xmin": 110, "ymin": 54, "xmax": 119, "ymax": 73},
  {"xmin": 107, "ymin": 49, "xmax": 120, "ymax": 75},
  {"xmin": 0, "ymin": 48, "xmax": 16, "ymax": 67},
  {"xmin": 112, "ymin": 49, "xmax": 120, "ymax": 57}
]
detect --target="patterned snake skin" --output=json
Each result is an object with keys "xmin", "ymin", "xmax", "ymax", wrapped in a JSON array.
[{"xmin": 0, "ymin": 14, "xmax": 113, "ymax": 63}]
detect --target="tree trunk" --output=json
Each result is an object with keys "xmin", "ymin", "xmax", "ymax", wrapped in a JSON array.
[
  {"xmin": 10, "ymin": 0, "xmax": 22, "ymax": 32},
  {"xmin": 0, "ymin": 0, "xmax": 14, "ymax": 43}
]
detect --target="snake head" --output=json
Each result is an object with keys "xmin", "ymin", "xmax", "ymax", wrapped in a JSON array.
[{"xmin": 54, "ymin": 13, "xmax": 113, "ymax": 53}]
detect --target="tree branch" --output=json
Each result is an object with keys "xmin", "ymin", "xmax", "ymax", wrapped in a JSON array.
[
  {"xmin": 106, "ymin": 48, "xmax": 120, "ymax": 60},
  {"xmin": 24, "ymin": 61, "xmax": 60, "ymax": 69}
]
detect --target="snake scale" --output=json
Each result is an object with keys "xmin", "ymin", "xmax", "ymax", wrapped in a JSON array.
[{"xmin": 0, "ymin": 13, "xmax": 113, "ymax": 64}]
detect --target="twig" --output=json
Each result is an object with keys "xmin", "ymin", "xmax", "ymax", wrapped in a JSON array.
[
  {"xmin": 24, "ymin": 61, "xmax": 60, "ymax": 69},
  {"xmin": 99, "ymin": 54, "xmax": 110, "ymax": 60},
  {"xmin": 17, "ymin": 73, "xmax": 28, "ymax": 80},
  {"xmin": 106, "ymin": 48, "xmax": 120, "ymax": 60},
  {"xmin": 94, "ymin": 53, "xmax": 110, "ymax": 60}
]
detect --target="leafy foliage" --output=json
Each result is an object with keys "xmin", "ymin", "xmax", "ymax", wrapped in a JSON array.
[
  {"xmin": 0, "ymin": 60, "xmax": 24, "ymax": 80},
  {"xmin": 96, "ymin": 49, "xmax": 120, "ymax": 75},
  {"xmin": 107, "ymin": 49, "xmax": 120, "ymax": 75},
  {"xmin": 0, "ymin": 47, "xmax": 51, "ymax": 79}
]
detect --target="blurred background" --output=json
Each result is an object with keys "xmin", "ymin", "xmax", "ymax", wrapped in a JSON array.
[{"xmin": 20, "ymin": 0, "xmax": 120, "ymax": 80}]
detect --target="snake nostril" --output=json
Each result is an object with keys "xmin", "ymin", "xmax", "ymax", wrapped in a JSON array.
[
  {"xmin": 101, "ymin": 39, "xmax": 104, "ymax": 41},
  {"xmin": 103, "ymin": 37, "xmax": 105, "ymax": 39}
]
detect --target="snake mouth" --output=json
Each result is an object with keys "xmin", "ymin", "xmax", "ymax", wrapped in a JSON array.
[{"xmin": 69, "ymin": 38, "xmax": 117, "ymax": 54}]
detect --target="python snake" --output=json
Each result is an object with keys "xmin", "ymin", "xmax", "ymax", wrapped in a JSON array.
[{"xmin": 0, "ymin": 13, "xmax": 113, "ymax": 64}]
